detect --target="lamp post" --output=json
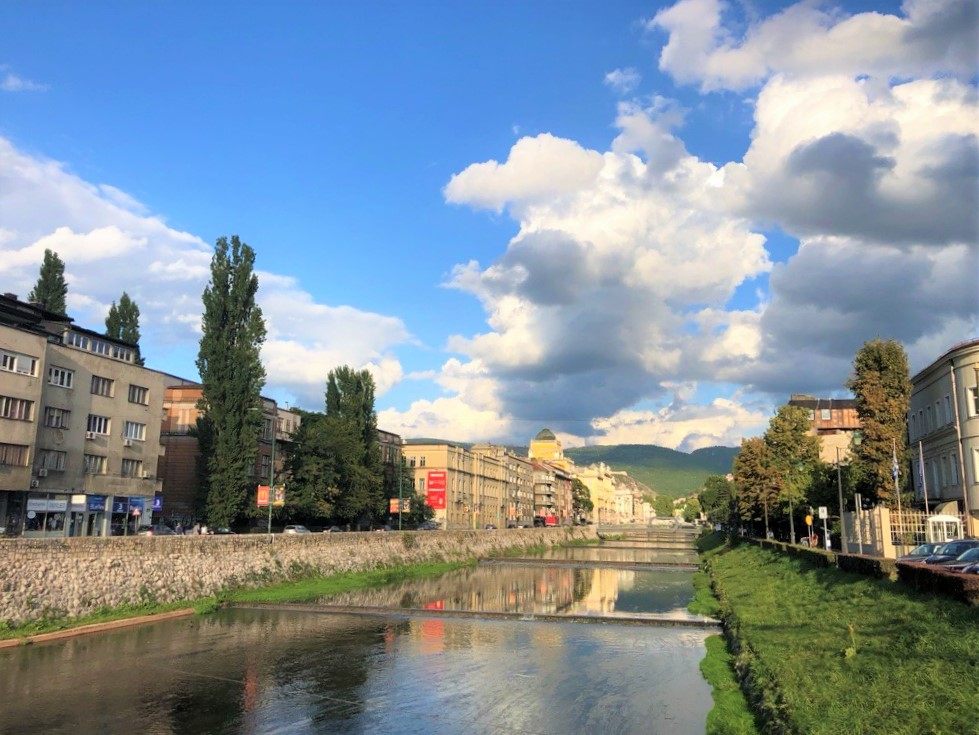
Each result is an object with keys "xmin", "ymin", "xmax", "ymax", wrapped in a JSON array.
[
  {"xmin": 397, "ymin": 454, "xmax": 404, "ymax": 531},
  {"xmin": 836, "ymin": 446, "xmax": 847, "ymax": 552}
]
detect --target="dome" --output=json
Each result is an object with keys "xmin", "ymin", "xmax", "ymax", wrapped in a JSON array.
[{"xmin": 534, "ymin": 428, "xmax": 556, "ymax": 441}]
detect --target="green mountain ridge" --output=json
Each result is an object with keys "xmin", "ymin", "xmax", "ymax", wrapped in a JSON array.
[{"xmin": 403, "ymin": 438, "xmax": 737, "ymax": 499}]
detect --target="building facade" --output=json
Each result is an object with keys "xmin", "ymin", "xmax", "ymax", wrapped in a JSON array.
[
  {"xmin": 472, "ymin": 444, "xmax": 534, "ymax": 527},
  {"xmin": 575, "ymin": 462, "xmax": 617, "ymax": 524},
  {"xmin": 908, "ymin": 339, "xmax": 979, "ymax": 534},
  {"xmin": 0, "ymin": 294, "xmax": 169, "ymax": 537},
  {"xmin": 528, "ymin": 428, "xmax": 573, "ymax": 471},
  {"xmin": 404, "ymin": 442, "xmax": 507, "ymax": 530},
  {"xmin": 787, "ymin": 394, "xmax": 862, "ymax": 463},
  {"xmin": 158, "ymin": 385, "xmax": 300, "ymax": 523}
]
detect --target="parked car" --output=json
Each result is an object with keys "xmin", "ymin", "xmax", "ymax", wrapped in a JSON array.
[
  {"xmin": 484, "ymin": 524, "xmax": 497, "ymax": 530},
  {"xmin": 923, "ymin": 539, "xmax": 979, "ymax": 565},
  {"xmin": 417, "ymin": 520, "xmax": 441, "ymax": 531},
  {"xmin": 137, "ymin": 524, "xmax": 177, "ymax": 536},
  {"xmin": 212, "ymin": 527, "xmax": 236, "ymax": 535},
  {"xmin": 942, "ymin": 546, "xmax": 979, "ymax": 572},
  {"xmin": 283, "ymin": 525, "xmax": 311, "ymax": 535},
  {"xmin": 960, "ymin": 563, "xmax": 979, "ymax": 574},
  {"xmin": 896, "ymin": 543, "xmax": 943, "ymax": 563},
  {"xmin": 323, "ymin": 526, "xmax": 342, "ymax": 533}
]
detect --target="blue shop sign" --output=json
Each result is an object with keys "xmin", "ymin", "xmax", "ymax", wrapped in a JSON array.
[
  {"xmin": 87, "ymin": 495, "xmax": 106, "ymax": 512},
  {"xmin": 129, "ymin": 497, "xmax": 146, "ymax": 514},
  {"xmin": 112, "ymin": 497, "xmax": 130, "ymax": 514},
  {"xmin": 152, "ymin": 494, "xmax": 163, "ymax": 512}
]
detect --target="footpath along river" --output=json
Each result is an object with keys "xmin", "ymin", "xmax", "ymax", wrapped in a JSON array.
[{"xmin": 0, "ymin": 529, "xmax": 717, "ymax": 735}]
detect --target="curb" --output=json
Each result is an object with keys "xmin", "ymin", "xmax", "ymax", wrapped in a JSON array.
[{"xmin": 0, "ymin": 608, "xmax": 196, "ymax": 649}]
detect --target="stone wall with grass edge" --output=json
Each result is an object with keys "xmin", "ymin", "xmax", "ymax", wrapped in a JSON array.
[{"xmin": 0, "ymin": 526, "xmax": 595, "ymax": 629}]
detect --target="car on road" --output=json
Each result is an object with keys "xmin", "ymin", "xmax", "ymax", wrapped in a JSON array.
[
  {"xmin": 484, "ymin": 524, "xmax": 497, "ymax": 530},
  {"xmin": 212, "ymin": 527, "xmax": 236, "ymax": 535},
  {"xmin": 942, "ymin": 546, "xmax": 979, "ymax": 572},
  {"xmin": 137, "ymin": 524, "xmax": 177, "ymax": 536},
  {"xmin": 896, "ymin": 543, "xmax": 943, "ymax": 562},
  {"xmin": 323, "ymin": 526, "xmax": 342, "ymax": 533},
  {"xmin": 923, "ymin": 539, "xmax": 979, "ymax": 565},
  {"xmin": 283, "ymin": 525, "xmax": 311, "ymax": 535},
  {"xmin": 417, "ymin": 520, "xmax": 441, "ymax": 531}
]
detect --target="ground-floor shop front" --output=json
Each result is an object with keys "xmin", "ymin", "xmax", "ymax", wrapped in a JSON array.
[{"xmin": 0, "ymin": 490, "xmax": 160, "ymax": 538}]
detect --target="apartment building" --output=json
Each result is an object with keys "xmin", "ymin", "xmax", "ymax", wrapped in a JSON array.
[
  {"xmin": 908, "ymin": 339, "xmax": 978, "ymax": 534},
  {"xmin": 531, "ymin": 460, "xmax": 573, "ymax": 525},
  {"xmin": 0, "ymin": 294, "xmax": 168, "ymax": 538},
  {"xmin": 472, "ymin": 444, "xmax": 535, "ymax": 526},
  {"xmin": 787, "ymin": 394, "xmax": 862, "ymax": 463},
  {"xmin": 404, "ymin": 442, "xmax": 507, "ymax": 530},
  {"xmin": 158, "ymin": 385, "xmax": 301, "ymax": 523},
  {"xmin": 575, "ymin": 462, "xmax": 616, "ymax": 524}
]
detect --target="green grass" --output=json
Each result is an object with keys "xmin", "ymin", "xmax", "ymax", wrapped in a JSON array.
[
  {"xmin": 561, "ymin": 537, "xmax": 603, "ymax": 547},
  {"xmin": 708, "ymin": 544, "xmax": 979, "ymax": 734},
  {"xmin": 701, "ymin": 635, "xmax": 761, "ymax": 735},
  {"xmin": 228, "ymin": 560, "xmax": 473, "ymax": 604},
  {"xmin": 688, "ymin": 570, "xmax": 722, "ymax": 617},
  {"xmin": 0, "ymin": 598, "xmax": 214, "ymax": 642}
]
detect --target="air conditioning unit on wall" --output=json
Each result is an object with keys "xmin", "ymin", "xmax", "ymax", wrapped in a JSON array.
[
  {"xmin": 85, "ymin": 431, "xmax": 96, "ymax": 440},
  {"xmin": 123, "ymin": 439, "xmax": 133, "ymax": 447},
  {"xmin": 30, "ymin": 480, "xmax": 39, "ymax": 488},
  {"xmin": 37, "ymin": 468, "xmax": 48, "ymax": 477}
]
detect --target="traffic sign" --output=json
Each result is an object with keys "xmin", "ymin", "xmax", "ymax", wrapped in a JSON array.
[
  {"xmin": 818, "ymin": 506, "xmax": 828, "ymax": 520},
  {"xmin": 805, "ymin": 514, "xmax": 813, "ymax": 526}
]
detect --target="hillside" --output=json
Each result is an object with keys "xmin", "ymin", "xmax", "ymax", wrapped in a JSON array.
[{"xmin": 566, "ymin": 444, "xmax": 737, "ymax": 498}]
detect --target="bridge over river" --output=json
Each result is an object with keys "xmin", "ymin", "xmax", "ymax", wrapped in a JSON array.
[{"xmin": 0, "ymin": 527, "xmax": 716, "ymax": 734}]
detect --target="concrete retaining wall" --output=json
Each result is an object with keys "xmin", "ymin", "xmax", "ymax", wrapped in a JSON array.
[{"xmin": 0, "ymin": 526, "xmax": 595, "ymax": 626}]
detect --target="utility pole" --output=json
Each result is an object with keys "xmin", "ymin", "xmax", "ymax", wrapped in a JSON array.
[
  {"xmin": 397, "ymin": 453, "xmax": 403, "ymax": 531},
  {"xmin": 267, "ymin": 415, "xmax": 275, "ymax": 539}
]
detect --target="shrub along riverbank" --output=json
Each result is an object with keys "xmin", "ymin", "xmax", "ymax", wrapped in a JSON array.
[{"xmin": 705, "ymin": 537, "xmax": 979, "ymax": 734}]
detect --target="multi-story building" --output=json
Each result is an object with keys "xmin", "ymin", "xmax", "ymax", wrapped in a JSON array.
[
  {"xmin": 531, "ymin": 460, "xmax": 574, "ymax": 526},
  {"xmin": 528, "ymin": 428, "xmax": 573, "ymax": 471},
  {"xmin": 472, "ymin": 444, "xmax": 534, "ymax": 526},
  {"xmin": 404, "ymin": 442, "xmax": 507, "ymax": 529},
  {"xmin": 575, "ymin": 462, "xmax": 617, "ymax": 524},
  {"xmin": 787, "ymin": 394, "xmax": 862, "ymax": 463},
  {"xmin": 908, "ymin": 339, "xmax": 979, "ymax": 534},
  {"xmin": 158, "ymin": 385, "xmax": 300, "ymax": 523},
  {"xmin": 0, "ymin": 294, "xmax": 169, "ymax": 537},
  {"xmin": 377, "ymin": 428, "xmax": 404, "ymax": 503}
]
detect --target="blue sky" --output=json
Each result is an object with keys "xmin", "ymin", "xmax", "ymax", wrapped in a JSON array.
[{"xmin": 1, "ymin": 0, "xmax": 974, "ymax": 448}]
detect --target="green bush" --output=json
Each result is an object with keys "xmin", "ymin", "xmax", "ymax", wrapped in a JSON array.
[
  {"xmin": 897, "ymin": 562, "xmax": 979, "ymax": 606},
  {"xmin": 837, "ymin": 554, "xmax": 897, "ymax": 580}
]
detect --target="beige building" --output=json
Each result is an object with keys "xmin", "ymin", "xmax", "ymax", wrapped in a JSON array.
[
  {"xmin": 404, "ymin": 442, "xmax": 507, "ymax": 529},
  {"xmin": 575, "ymin": 462, "xmax": 617, "ymax": 524},
  {"xmin": 528, "ymin": 428, "xmax": 573, "ymax": 471},
  {"xmin": 787, "ymin": 394, "xmax": 862, "ymax": 463},
  {"xmin": 909, "ymin": 339, "xmax": 979, "ymax": 535},
  {"xmin": 0, "ymin": 294, "xmax": 170, "ymax": 537},
  {"xmin": 472, "ymin": 444, "xmax": 534, "ymax": 526}
]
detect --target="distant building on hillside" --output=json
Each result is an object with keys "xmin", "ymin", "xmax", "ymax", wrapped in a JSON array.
[{"xmin": 787, "ymin": 394, "xmax": 862, "ymax": 463}]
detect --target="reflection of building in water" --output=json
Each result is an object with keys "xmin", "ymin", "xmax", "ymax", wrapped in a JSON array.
[{"xmin": 579, "ymin": 568, "xmax": 624, "ymax": 614}]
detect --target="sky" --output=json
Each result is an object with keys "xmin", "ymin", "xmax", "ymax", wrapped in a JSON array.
[{"xmin": 1, "ymin": 0, "xmax": 977, "ymax": 451}]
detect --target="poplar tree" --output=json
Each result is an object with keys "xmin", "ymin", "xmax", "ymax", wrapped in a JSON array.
[
  {"xmin": 846, "ymin": 338, "xmax": 912, "ymax": 504},
  {"xmin": 196, "ymin": 236, "xmax": 267, "ymax": 527},
  {"xmin": 105, "ymin": 292, "xmax": 144, "ymax": 364},
  {"xmin": 732, "ymin": 437, "xmax": 779, "ymax": 525},
  {"xmin": 763, "ymin": 405, "xmax": 821, "ymax": 508},
  {"xmin": 28, "ymin": 249, "xmax": 68, "ymax": 315}
]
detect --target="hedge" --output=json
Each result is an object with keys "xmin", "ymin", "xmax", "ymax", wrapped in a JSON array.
[
  {"xmin": 896, "ymin": 562, "xmax": 979, "ymax": 606},
  {"xmin": 836, "ymin": 553, "xmax": 898, "ymax": 580}
]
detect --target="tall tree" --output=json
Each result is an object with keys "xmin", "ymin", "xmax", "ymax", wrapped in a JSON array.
[
  {"xmin": 571, "ymin": 478, "xmax": 594, "ymax": 521},
  {"xmin": 699, "ymin": 474, "xmax": 735, "ymax": 525},
  {"xmin": 105, "ymin": 291, "xmax": 144, "ymax": 364},
  {"xmin": 846, "ymin": 339, "xmax": 912, "ymax": 505},
  {"xmin": 763, "ymin": 405, "xmax": 821, "ymax": 510},
  {"xmin": 28, "ymin": 249, "xmax": 68, "ymax": 315},
  {"xmin": 196, "ymin": 236, "xmax": 267, "ymax": 527},
  {"xmin": 732, "ymin": 437, "xmax": 779, "ymax": 529},
  {"xmin": 324, "ymin": 366, "xmax": 384, "ymax": 525}
]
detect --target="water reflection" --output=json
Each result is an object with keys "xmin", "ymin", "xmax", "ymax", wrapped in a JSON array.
[
  {"xmin": 322, "ymin": 563, "xmax": 697, "ymax": 618},
  {"xmin": 0, "ymin": 609, "xmax": 711, "ymax": 734}
]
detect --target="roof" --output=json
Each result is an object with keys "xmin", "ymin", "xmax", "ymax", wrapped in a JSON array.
[
  {"xmin": 533, "ymin": 428, "xmax": 556, "ymax": 441},
  {"xmin": 911, "ymin": 338, "xmax": 979, "ymax": 384},
  {"xmin": 787, "ymin": 396, "xmax": 857, "ymax": 410}
]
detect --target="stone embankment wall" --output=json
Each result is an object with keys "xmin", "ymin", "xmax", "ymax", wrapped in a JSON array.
[{"xmin": 0, "ymin": 526, "xmax": 595, "ymax": 625}]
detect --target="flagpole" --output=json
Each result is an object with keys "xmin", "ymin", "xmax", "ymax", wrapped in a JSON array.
[{"xmin": 892, "ymin": 438, "xmax": 902, "ymax": 551}]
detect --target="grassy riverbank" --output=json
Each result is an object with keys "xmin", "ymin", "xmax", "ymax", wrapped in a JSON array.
[{"xmin": 708, "ymin": 541, "xmax": 979, "ymax": 734}]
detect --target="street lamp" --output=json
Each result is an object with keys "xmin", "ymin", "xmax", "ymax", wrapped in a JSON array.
[{"xmin": 836, "ymin": 446, "xmax": 846, "ymax": 551}]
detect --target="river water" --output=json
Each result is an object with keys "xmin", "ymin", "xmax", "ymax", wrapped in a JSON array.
[{"xmin": 0, "ymin": 532, "xmax": 713, "ymax": 735}]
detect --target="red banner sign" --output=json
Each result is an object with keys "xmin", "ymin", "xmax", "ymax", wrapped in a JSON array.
[
  {"xmin": 426, "ymin": 470, "xmax": 447, "ymax": 509},
  {"xmin": 257, "ymin": 485, "xmax": 271, "ymax": 508}
]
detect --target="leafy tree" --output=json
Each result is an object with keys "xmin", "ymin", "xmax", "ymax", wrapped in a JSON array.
[
  {"xmin": 571, "ymin": 478, "xmax": 594, "ymax": 521},
  {"xmin": 732, "ymin": 437, "xmax": 779, "ymax": 532},
  {"xmin": 699, "ymin": 474, "xmax": 735, "ymax": 524},
  {"xmin": 325, "ymin": 366, "xmax": 384, "ymax": 525},
  {"xmin": 28, "ymin": 249, "xmax": 68, "ymax": 315},
  {"xmin": 393, "ymin": 458, "xmax": 434, "ymax": 528},
  {"xmin": 681, "ymin": 496, "xmax": 701, "ymax": 523},
  {"xmin": 196, "ymin": 236, "xmax": 267, "ymax": 527},
  {"xmin": 105, "ymin": 291, "xmax": 144, "ymax": 364},
  {"xmin": 283, "ymin": 410, "xmax": 360, "ymax": 523},
  {"xmin": 846, "ymin": 339, "xmax": 912, "ymax": 505},
  {"xmin": 762, "ymin": 405, "xmax": 820, "ymax": 541},
  {"xmin": 652, "ymin": 494, "xmax": 674, "ymax": 518}
]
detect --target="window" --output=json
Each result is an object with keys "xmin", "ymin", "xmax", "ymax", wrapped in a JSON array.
[
  {"xmin": 820, "ymin": 408, "xmax": 831, "ymax": 420},
  {"xmin": 409, "ymin": 457, "xmax": 416, "ymax": 467},
  {"xmin": 87, "ymin": 414, "xmax": 110, "ymax": 435},
  {"xmin": 90, "ymin": 375, "xmax": 114, "ymax": 397},
  {"xmin": 123, "ymin": 421, "xmax": 146, "ymax": 441},
  {"xmin": 926, "ymin": 406, "xmax": 932, "ymax": 432},
  {"xmin": 121, "ymin": 458, "xmax": 143, "ymax": 477},
  {"xmin": 0, "ymin": 443, "xmax": 29, "ymax": 466},
  {"xmin": 419, "ymin": 456, "xmax": 426, "ymax": 467},
  {"xmin": 66, "ymin": 332, "xmax": 89, "ymax": 349},
  {"xmin": 940, "ymin": 456, "xmax": 948, "ymax": 487},
  {"xmin": 1, "ymin": 350, "xmax": 37, "ymax": 376},
  {"xmin": 807, "ymin": 409, "xmax": 815, "ymax": 421},
  {"xmin": 910, "ymin": 415, "xmax": 917, "ymax": 440},
  {"xmin": 950, "ymin": 459, "xmax": 958, "ymax": 486},
  {"xmin": 83, "ymin": 454, "xmax": 107, "ymax": 474},
  {"xmin": 36, "ymin": 449, "xmax": 67, "ymax": 471},
  {"xmin": 126, "ymin": 384, "xmax": 148, "ymax": 405},
  {"xmin": 44, "ymin": 406, "xmax": 70, "ymax": 429},
  {"xmin": 259, "ymin": 454, "xmax": 271, "ymax": 478},
  {"xmin": 90, "ymin": 338, "xmax": 110, "ymax": 356},
  {"xmin": 417, "ymin": 478, "xmax": 425, "ymax": 492},
  {"xmin": 944, "ymin": 395, "xmax": 951, "ymax": 425},
  {"xmin": 970, "ymin": 387, "xmax": 979, "ymax": 417},
  {"xmin": 0, "ymin": 395, "xmax": 33, "ymax": 421},
  {"xmin": 48, "ymin": 366, "xmax": 74, "ymax": 388}
]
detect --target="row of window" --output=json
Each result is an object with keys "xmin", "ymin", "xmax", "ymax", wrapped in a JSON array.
[
  {"xmin": 0, "ymin": 400, "xmax": 146, "ymax": 440},
  {"xmin": 0, "ymin": 443, "xmax": 146, "ymax": 478},
  {"xmin": 910, "ymin": 388, "xmax": 979, "ymax": 441},
  {"xmin": 65, "ymin": 331, "xmax": 135, "ymax": 363},
  {"xmin": 914, "ymin": 455, "xmax": 960, "ymax": 492},
  {"xmin": 0, "ymin": 395, "xmax": 34, "ymax": 421},
  {"xmin": 86, "ymin": 415, "xmax": 147, "ymax": 440},
  {"xmin": 0, "ymin": 350, "xmax": 37, "ymax": 376},
  {"xmin": 1, "ymin": 351, "xmax": 149, "ymax": 403},
  {"xmin": 407, "ymin": 456, "xmax": 428, "ymax": 467}
]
